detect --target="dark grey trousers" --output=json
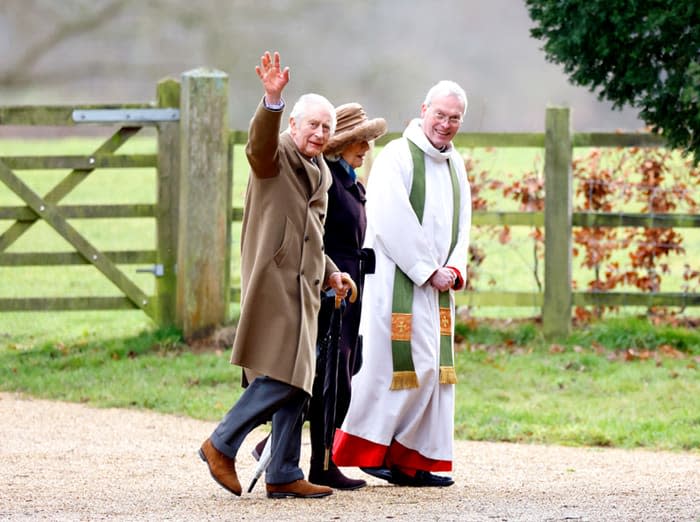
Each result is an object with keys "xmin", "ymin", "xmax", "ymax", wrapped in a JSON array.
[{"xmin": 209, "ymin": 376, "xmax": 309, "ymax": 484}]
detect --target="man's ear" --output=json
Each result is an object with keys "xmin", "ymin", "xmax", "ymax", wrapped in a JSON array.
[{"xmin": 420, "ymin": 103, "xmax": 428, "ymax": 118}]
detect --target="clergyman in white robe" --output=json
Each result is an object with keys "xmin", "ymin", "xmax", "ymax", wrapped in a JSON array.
[{"xmin": 332, "ymin": 113, "xmax": 471, "ymax": 477}]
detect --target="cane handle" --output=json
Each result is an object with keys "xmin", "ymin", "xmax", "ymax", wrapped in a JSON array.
[{"xmin": 335, "ymin": 273, "xmax": 358, "ymax": 309}]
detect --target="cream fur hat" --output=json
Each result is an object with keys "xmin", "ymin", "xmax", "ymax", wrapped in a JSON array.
[{"xmin": 324, "ymin": 102, "xmax": 387, "ymax": 156}]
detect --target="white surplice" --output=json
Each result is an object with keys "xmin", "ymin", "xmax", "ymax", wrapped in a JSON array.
[{"xmin": 334, "ymin": 118, "xmax": 471, "ymax": 469}]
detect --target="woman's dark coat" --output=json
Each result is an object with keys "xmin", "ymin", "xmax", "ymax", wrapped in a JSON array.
[{"xmin": 315, "ymin": 158, "xmax": 371, "ymax": 422}]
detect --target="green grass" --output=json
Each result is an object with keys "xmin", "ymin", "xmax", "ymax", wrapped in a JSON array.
[
  {"xmin": 0, "ymin": 325, "xmax": 243, "ymax": 420},
  {"xmin": 452, "ymin": 318, "xmax": 700, "ymax": 450},
  {"xmin": 1, "ymin": 317, "xmax": 698, "ymax": 451},
  {"xmin": 1, "ymin": 310, "xmax": 155, "ymax": 349}
]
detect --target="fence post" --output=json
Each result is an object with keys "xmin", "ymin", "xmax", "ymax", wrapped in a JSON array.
[
  {"xmin": 543, "ymin": 107, "xmax": 572, "ymax": 339},
  {"xmin": 155, "ymin": 78, "xmax": 181, "ymax": 328},
  {"xmin": 176, "ymin": 68, "xmax": 231, "ymax": 339}
]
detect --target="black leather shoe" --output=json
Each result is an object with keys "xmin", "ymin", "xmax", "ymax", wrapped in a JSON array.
[
  {"xmin": 415, "ymin": 470, "xmax": 454, "ymax": 486},
  {"xmin": 309, "ymin": 465, "xmax": 366, "ymax": 490},
  {"xmin": 391, "ymin": 467, "xmax": 454, "ymax": 487},
  {"xmin": 360, "ymin": 467, "xmax": 394, "ymax": 483}
]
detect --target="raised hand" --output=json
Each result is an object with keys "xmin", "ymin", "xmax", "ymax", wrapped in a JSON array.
[{"xmin": 255, "ymin": 51, "xmax": 290, "ymax": 105}]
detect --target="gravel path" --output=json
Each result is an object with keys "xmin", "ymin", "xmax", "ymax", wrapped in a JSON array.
[{"xmin": 1, "ymin": 391, "xmax": 699, "ymax": 521}]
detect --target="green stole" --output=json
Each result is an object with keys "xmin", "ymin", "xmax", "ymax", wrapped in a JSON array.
[{"xmin": 390, "ymin": 139, "xmax": 460, "ymax": 391}]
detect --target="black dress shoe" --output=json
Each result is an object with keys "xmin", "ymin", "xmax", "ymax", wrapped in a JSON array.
[
  {"xmin": 415, "ymin": 470, "xmax": 454, "ymax": 487},
  {"xmin": 360, "ymin": 467, "xmax": 394, "ymax": 483},
  {"xmin": 309, "ymin": 465, "xmax": 367, "ymax": 490},
  {"xmin": 391, "ymin": 468, "xmax": 454, "ymax": 487}
]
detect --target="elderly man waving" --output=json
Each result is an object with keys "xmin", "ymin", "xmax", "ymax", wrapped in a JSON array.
[{"xmin": 199, "ymin": 51, "xmax": 353, "ymax": 499}]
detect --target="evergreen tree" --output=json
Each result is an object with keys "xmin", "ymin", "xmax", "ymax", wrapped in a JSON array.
[{"xmin": 526, "ymin": 0, "xmax": 700, "ymax": 159}]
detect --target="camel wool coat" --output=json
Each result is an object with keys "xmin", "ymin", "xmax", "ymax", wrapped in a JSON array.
[{"xmin": 230, "ymin": 101, "xmax": 339, "ymax": 394}]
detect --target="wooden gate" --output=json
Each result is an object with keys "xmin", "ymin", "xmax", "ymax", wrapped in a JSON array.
[{"xmin": 0, "ymin": 69, "xmax": 231, "ymax": 338}]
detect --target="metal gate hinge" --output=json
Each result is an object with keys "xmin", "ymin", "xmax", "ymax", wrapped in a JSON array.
[{"xmin": 136, "ymin": 264, "xmax": 164, "ymax": 277}]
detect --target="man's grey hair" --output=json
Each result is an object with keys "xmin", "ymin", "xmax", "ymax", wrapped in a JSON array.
[
  {"xmin": 289, "ymin": 93, "xmax": 337, "ymax": 135},
  {"xmin": 423, "ymin": 80, "xmax": 468, "ymax": 116}
]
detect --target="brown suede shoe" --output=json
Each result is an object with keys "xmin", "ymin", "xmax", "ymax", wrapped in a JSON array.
[
  {"xmin": 266, "ymin": 479, "xmax": 333, "ymax": 499},
  {"xmin": 198, "ymin": 438, "xmax": 242, "ymax": 496}
]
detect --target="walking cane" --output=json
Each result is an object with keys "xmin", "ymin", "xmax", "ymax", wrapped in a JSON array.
[{"xmin": 320, "ymin": 275, "xmax": 357, "ymax": 470}]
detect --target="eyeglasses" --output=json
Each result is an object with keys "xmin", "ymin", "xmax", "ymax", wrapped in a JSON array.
[{"xmin": 430, "ymin": 109, "xmax": 463, "ymax": 126}]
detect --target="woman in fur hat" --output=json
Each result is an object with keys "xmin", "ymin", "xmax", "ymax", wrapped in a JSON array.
[{"xmin": 308, "ymin": 103, "xmax": 387, "ymax": 490}]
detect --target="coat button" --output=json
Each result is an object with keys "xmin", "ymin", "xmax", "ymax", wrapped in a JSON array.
[
  {"xmin": 314, "ymin": 279, "xmax": 320, "ymax": 286},
  {"xmin": 304, "ymin": 235, "xmax": 309, "ymax": 242}
]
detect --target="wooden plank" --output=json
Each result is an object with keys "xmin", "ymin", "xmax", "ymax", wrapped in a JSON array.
[
  {"xmin": 155, "ymin": 77, "xmax": 181, "ymax": 328},
  {"xmin": 229, "ymin": 130, "xmax": 248, "ymax": 146},
  {"xmin": 573, "ymin": 132, "xmax": 666, "ymax": 148},
  {"xmin": 472, "ymin": 211, "xmax": 544, "ymax": 227},
  {"xmin": 455, "ymin": 291, "xmax": 543, "ymax": 307},
  {"xmin": 231, "ymin": 129, "xmax": 664, "ymax": 150},
  {"xmin": 456, "ymin": 291, "xmax": 700, "ymax": 308},
  {"xmin": 196, "ymin": 208, "xmax": 689, "ymax": 230},
  {"xmin": 375, "ymin": 132, "xmax": 546, "ymax": 148},
  {"xmin": 452, "ymin": 133, "xmax": 545, "ymax": 148},
  {"xmin": 574, "ymin": 292, "xmax": 700, "ymax": 307},
  {"xmin": 0, "ymin": 126, "xmax": 142, "ymax": 252},
  {"xmin": 177, "ymin": 68, "xmax": 230, "ymax": 337},
  {"xmin": 0, "ymin": 162, "xmax": 153, "ymax": 317},
  {"xmin": 225, "ymin": 288, "xmax": 700, "ymax": 310},
  {"xmin": 235, "ymin": 209, "xmax": 546, "ymax": 228},
  {"xmin": 224, "ymin": 116, "xmax": 234, "ymax": 316},
  {"xmin": 0, "ymin": 204, "xmax": 154, "ymax": 220},
  {"xmin": 0, "ymin": 250, "xmax": 155, "ymax": 266},
  {"xmin": 0, "ymin": 296, "xmax": 141, "ymax": 311},
  {"xmin": 573, "ymin": 212, "xmax": 700, "ymax": 228},
  {"xmin": 543, "ymin": 107, "xmax": 573, "ymax": 338},
  {"xmin": 0, "ymin": 104, "xmax": 153, "ymax": 126},
  {"xmin": 0, "ymin": 154, "xmax": 156, "ymax": 170}
]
